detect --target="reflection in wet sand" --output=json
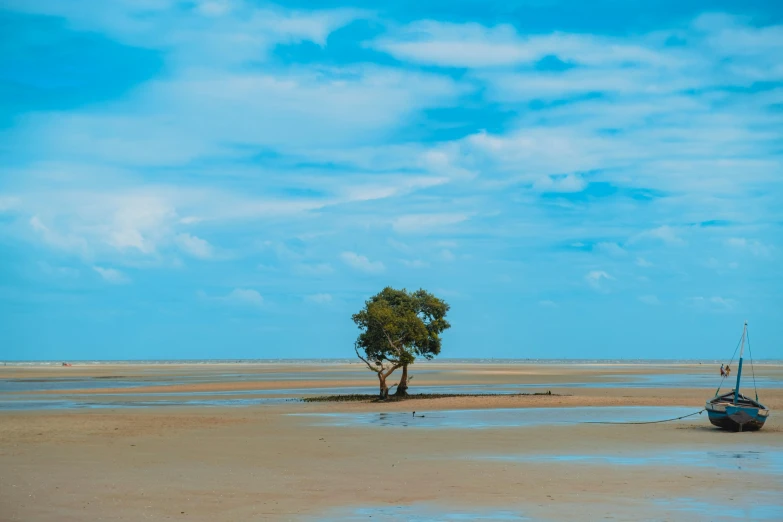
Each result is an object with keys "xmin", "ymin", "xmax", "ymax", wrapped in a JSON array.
[
  {"xmin": 291, "ymin": 406, "xmax": 699, "ymax": 428},
  {"xmin": 482, "ymin": 449, "xmax": 783, "ymax": 474}
]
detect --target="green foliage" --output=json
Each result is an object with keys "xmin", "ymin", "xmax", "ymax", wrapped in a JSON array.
[{"xmin": 352, "ymin": 287, "xmax": 451, "ymax": 368}]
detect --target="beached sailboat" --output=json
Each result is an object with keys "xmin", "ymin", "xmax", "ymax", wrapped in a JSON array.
[{"xmin": 705, "ymin": 322, "xmax": 769, "ymax": 431}]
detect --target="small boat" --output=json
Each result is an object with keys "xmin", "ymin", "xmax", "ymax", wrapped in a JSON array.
[{"xmin": 705, "ymin": 322, "xmax": 769, "ymax": 432}]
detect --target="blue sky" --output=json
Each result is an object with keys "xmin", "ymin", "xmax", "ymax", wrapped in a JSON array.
[{"xmin": 1, "ymin": 1, "xmax": 781, "ymax": 361}]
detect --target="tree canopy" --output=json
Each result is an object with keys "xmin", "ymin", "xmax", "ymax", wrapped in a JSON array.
[{"xmin": 352, "ymin": 287, "xmax": 450, "ymax": 398}]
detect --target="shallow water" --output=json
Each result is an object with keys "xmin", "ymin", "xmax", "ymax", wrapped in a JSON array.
[
  {"xmin": 2, "ymin": 370, "xmax": 779, "ymax": 394},
  {"xmin": 2, "ymin": 367, "xmax": 779, "ymax": 412},
  {"xmin": 654, "ymin": 495, "xmax": 783, "ymax": 521},
  {"xmin": 0, "ymin": 378, "xmax": 170, "ymax": 393},
  {"xmin": 484, "ymin": 449, "xmax": 783, "ymax": 475},
  {"xmin": 310, "ymin": 493, "xmax": 783, "ymax": 522},
  {"xmin": 290, "ymin": 406, "xmax": 699, "ymax": 429},
  {"xmin": 0, "ymin": 396, "xmax": 294, "ymax": 411},
  {"xmin": 312, "ymin": 505, "xmax": 527, "ymax": 521},
  {"xmin": 0, "ymin": 372, "xmax": 361, "ymax": 393}
]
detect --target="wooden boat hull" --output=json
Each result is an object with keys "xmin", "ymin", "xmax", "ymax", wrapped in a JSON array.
[
  {"xmin": 706, "ymin": 408, "xmax": 767, "ymax": 431},
  {"xmin": 706, "ymin": 392, "xmax": 769, "ymax": 432}
]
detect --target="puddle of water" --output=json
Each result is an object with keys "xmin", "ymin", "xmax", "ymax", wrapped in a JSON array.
[
  {"xmin": 312, "ymin": 505, "xmax": 527, "ymax": 521},
  {"xmin": 606, "ymin": 373, "xmax": 783, "ymax": 389},
  {"xmin": 484, "ymin": 450, "xmax": 783, "ymax": 475},
  {"xmin": 6, "ymin": 370, "xmax": 780, "ymax": 394},
  {"xmin": 655, "ymin": 495, "xmax": 783, "ymax": 521},
  {"xmin": 262, "ymin": 376, "xmax": 782, "ymax": 395},
  {"xmin": 0, "ymin": 396, "xmax": 294, "ymax": 411},
  {"xmin": 291, "ymin": 406, "xmax": 698, "ymax": 429},
  {"xmin": 0, "ymin": 379, "xmax": 169, "ymax": 392},
  {"xmin": 5, "ymin": 371, "xmax": 779, "ymax": 395},
  {"xmin": 309, "ymin": 494, "xmax": 783, "ymax": 522}
]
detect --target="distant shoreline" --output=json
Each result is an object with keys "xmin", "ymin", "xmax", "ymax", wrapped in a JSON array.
[{"xmin": 2, "ymin": 358, "xmax": 783, "ymax": 366}]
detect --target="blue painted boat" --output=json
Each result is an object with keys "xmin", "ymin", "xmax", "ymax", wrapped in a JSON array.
[{"xmin": 705, "ymin": 322, "xmax": 769, "ymax": 432}]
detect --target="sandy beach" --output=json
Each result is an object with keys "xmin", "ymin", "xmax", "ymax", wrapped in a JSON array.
[{"xmin": 1, "ymin": 362, "xmax": 782, "ymax": 521}]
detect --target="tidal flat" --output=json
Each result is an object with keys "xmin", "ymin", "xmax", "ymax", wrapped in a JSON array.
[{"xmin": 1, "ymin": 361, "xmax": 781, "ymax": 521}]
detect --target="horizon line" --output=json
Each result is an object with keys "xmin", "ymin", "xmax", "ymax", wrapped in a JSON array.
[{"xmin": 3, "ymin": 358, "xmax": 782, "ymax": 364}]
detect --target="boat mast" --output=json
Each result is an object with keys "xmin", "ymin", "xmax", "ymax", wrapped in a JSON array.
[{"xmin": 734, "ymin": 321, "xmax": 747, "ymax": 405}]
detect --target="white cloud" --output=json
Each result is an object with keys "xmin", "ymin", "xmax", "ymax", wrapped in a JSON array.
[
  {"xmin": 631, "ymin": 226, "xmax": 686, "ymax": 246},
  {"xmin": 175, "ymin": 233, "xmax": 213, "ymax": 259},
  {"xmin": 705, "ymin": 257, "xmax": 741, "ymax": 272},
  {"xmin": 93, "ymin": 266, "xmax": 130, "ymax": 284},
  {"xmin": 11, "ymin": 185, "xmax": 330, "ymax": 262},
  {"xmin": 401, "ymin": 259, "xmax": 430, "ymax": 268},
  {"xmin": 387, "ymin": 238, "xmax": 412, "ymax": 252},
  {"xmin": 198, "ymin": 287, "xmax": 264, "ymax": 307},
  {"xmin": 226, "ymin": 288, "xmax": 263, "ymax": 306},
  {"xmin": 385, "ymin": 15, "xmax": 783, "ymax": 219},
  {"xmin": 710, "ymin": 296, "xmax": 734, "ymax": 308},
  {"xmin": 372, "ymin": 21, "xmax": 672, "ymax": 68},
  {"xmin": 29, "ymin": 215, "xmax": 88, "ymax": 253},
  {"xmin": 339, "ymin": 176, "xmax": 449, "ymax": 203},
  {"xmin": 16, "ymin": 67, "xmax": 465, "ymax": 167},
  {"xmin": 305, "ymin": 293, "xmax": 333, "ymax": 304},
  {"xmin": 483, "ymin": 69, "xmax": 677, "ymax": 102},
  {"xmin": 726, "ymin": 237, "xmax": 772, "ymax": 257},
  {"xmin": 340, "ymin": 252, "xmax": 385, "ymax": 273},
  {"xmin": 533, "ymin": 173, "xmax": 587, "ymax": 193},
  {"xmin": 39, "ymin": 262, "xmax": 79, "ymax": 278},
  {"xmin": 196, "ymin": 1, "xmax": 232, "ymax": 17},
  {"xmin": 23, "ymin": 191, "xmax": 177, "ymax": 257},
  {"xmin": 638, "ymin": 295, "xmax": 660, "ymax": 305},
  {"xmin": 2, "ymin": 1, "xmax": 363, "ymax": 67},
  {"xmin": 595, "ymin": 242, "xmax": 626, "ymax": 257},
  {"xmin": 441, "ymin": 128, "xmax": 625, "ymax": 189},
  {"xmin": 694, "ymin": 13, "xmax": 783, "ymax": 81},
  {"xmin": 294, "ymin": 263, "xmax": 334, "ymax": 276},
  {"xmin": 436, "ymin": 240, "xmax": 458, "ymax": 248},
  {"xmin": 1, "ymin": 8, "xmax": 780, "ymax": 320},
  {"xmin": 392, "ymin": 213, "xmax": 469, "ymax": 233},
  {"xmin": 585, "ymin": 270, "xmax": 614, "ymax": 291},
  {"xmin": 440, "ymin": 249, "xmax": 456, "ymax": 262},
  {"xmin": 0, "ymin": 196, "xmax": 20, "ymax": 212},
  {"xmin": 372, "ymin": 23, "xmax": 534, "ymax": 68},
  {"xmin": 636, "ymin": 257, "xmax": 653, "ymax": 267},
  {"xmin": 687, "ymin": 296, "xmax": 735, "ymax": 311}
]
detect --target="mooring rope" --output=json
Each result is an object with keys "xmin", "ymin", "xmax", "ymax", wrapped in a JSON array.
[{"xmin": 582, "ymin": 409, "xmax": 705, "ymax": 425}]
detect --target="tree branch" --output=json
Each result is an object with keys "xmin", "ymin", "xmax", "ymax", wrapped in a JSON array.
[
  {"xmin": 354, "ymin": 343, "xmax": 380, "ymax": 374},
  {"xmin": 382, "ymin": 362, "xmax": 402, "ymax": 379},
  {"xmin": 382, "ymin": 327, "xmax": 399, "ymax": 353}
]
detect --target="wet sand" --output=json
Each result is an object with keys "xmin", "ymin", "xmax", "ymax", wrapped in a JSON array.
[{"xmin": 1, "ymin": 362, "xmax": 782, "ymax": 521}]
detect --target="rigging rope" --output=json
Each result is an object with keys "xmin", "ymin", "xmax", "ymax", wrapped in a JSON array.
[
  {"xmin": 714, "ymin": 330, "xmax": 744, "ymax": 397},
  {"xmin": 747, "ymin": 328, "xmax": 759, "ymax": 402},
  {"xmin": 582, "ymin": 409, "xmax": 705, "ymax": 425},
  {"xmin": 584, "ymin": 324, "xmax": 755, "ymax": 427}
]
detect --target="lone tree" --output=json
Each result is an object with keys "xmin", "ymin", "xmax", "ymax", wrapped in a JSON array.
[{"xmin": 352, "ymin": 287, "xmax": 450, "ymax": 399}]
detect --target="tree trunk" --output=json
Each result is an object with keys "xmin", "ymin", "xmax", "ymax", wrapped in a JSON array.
[
  {"xmin": 394, "ymin": 364, "xmax": 409, "ymax": 396},
  {"xmin": 377, "ymin": 372, "xmax": 390, "ymax": 400}
]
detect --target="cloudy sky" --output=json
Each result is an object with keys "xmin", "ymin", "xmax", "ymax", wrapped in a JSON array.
[{"xmin": 1, "ymin": 0, "xmax": 781, "ymax": 360}]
